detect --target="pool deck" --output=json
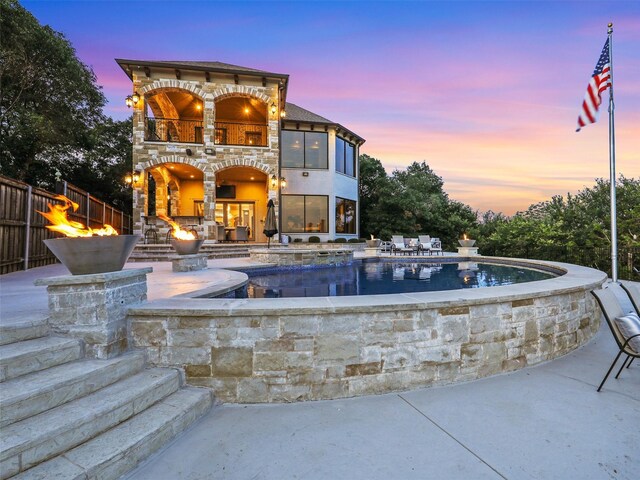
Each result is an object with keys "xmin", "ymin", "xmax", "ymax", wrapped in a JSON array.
[{"xmin": 1, "ymin": 260, "xmax": 639, "ymax": 479}]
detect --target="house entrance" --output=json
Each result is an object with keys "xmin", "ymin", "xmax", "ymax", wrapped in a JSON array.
[{"xmin": 215, "ymin": 202, "xmax": 256, "ymax": 241}]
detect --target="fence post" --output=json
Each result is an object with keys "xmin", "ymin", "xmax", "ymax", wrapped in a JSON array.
[
  {"xmin": 23, "ymin": 186, "xmax": 32, "ymax": 270},
  {"xmin": 86, "ymin": 192, "xmax": 90, "ymax": 227},
  {"xmin": 102, "ymin": 202, "xmax": 106, "ymax": 227},
  {"xmin": 63, "ymin": 181, "xmax": 68, "ymax": 197}
]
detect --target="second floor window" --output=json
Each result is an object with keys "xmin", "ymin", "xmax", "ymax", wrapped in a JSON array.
[
  {"xmin": 282, "ymin": 131, "xmax": 328, "ymax": 169},
  {"xmin": 336, "ymin": 137, "xmax": 356, "ymax": 177}
]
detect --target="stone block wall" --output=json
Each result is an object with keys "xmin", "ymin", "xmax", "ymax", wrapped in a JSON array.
[{"xmin": 128, "ymin": 287, "xmax": 600, "ymax": 403}]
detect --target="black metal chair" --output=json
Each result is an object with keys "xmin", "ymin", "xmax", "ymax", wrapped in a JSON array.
[{"xmin": 591, "ymin": 286, "xmax": 640, "ymax": 392}]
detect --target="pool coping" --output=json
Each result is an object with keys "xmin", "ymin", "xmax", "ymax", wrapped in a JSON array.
[{"xmin": 128, "ymin": 256, "xmax": 607, "ymax": 317}]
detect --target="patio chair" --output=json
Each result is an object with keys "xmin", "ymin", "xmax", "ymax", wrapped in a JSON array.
[
  {"xmin": 619, "ymin": 280, "xmax": 640, "ymax": 315},
  {"xmin": 418, "ymin": 235, "xmax": 432, "ymax": 255},
  {"xmin": 391, "ymin": 235, "xmax": 414, "ymax": 255},
  {"xmin": 430, "ymin": 237, "xmax": 443, "ymax": 256},
  {"xmin": 591, "ymin": 286, "xmax": 640, "ymax": 392}
]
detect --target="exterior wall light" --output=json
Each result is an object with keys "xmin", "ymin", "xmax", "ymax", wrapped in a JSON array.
[
  {"xmin": 271, "ymin": 104, "xmax": 277, "ymax": 115},
  {"xmin": 280, "ymin": 177, "xmax": 287, "ymax": 189},
  {"xmin": 270, "ymin": 175, "xmax": 278, "ymax": 189},
  {"xmin": 270, "ymin": 175, "xmax": 287, "ymax": 189},
  {"xmin": 125, "ymin": 170, "xmax": 141, "ymax": 186},
  {"xmin": 125, "ymin": 92, "xmax": 141, "ymax": 108},
  {"xmin": 280, "ymin": 110, "xmax": 286, "ymax": 118}
]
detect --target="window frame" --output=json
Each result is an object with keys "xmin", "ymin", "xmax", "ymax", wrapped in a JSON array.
[
  {"xmin": 281, "ymin": 194, "xmax": 329, "ymax": 233},
  {"xmin": 335, "ymin": 196, "xmax": 357, "ymax": 234},
  {"xmin": 335, "ymin": 136, "xmax": 357, "ymax": 178},
  {"xmin": 281, "ymin": 130, "xmax": 329, "ymax": 170}
]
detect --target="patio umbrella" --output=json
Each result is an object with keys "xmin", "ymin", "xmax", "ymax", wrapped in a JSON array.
[{"xmin": 263, "ymin": 199, "xmax": 278, "ymax": 248}]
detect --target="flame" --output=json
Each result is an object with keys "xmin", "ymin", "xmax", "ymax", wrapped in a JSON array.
[
  {"xmin": 158, "ymin": 214, "xmax": 197, "ymax": 240},
  {"xmin": 37, "ymin": 195, "xmax": 118, "ymax": 237},
  {"xmin": 463, "ymin": 234, "xmax": 468, "ymax": 240}
]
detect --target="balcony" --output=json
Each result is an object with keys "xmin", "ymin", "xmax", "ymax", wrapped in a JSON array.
[
  {"xmin": 145, "ymin": 117, "xmax": 203, "ymax": 144},
  {"xmin": 215, "ymin": 122, "xmax": 268, "ymax": 147}
]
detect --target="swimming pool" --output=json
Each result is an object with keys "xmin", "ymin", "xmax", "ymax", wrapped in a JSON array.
[{"xmin": 244, "ymin": 261, "xmax": 556, "ymax": 298}]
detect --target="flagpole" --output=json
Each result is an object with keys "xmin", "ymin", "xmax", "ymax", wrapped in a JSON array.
[{"xmin": 607, "ymin": 22, "xmax": 617, "ymax": 282}]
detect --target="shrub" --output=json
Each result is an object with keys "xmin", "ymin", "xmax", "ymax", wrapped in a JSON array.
[
  {"xmin": 293, "ymin": 238, "xmax": 303, "ymax": 243},
  {"xmin": 327, "ymin": 239, "xmax": 334, "ymax": 243},
  {"xmin": 334, "ymin": 237, "xmax": 347, "ymax": 243},
  {"xmin": 347, "ymin": 238, "xmax": 360, "ymax": 243},
  {"xmin": 358, "ymin": 238, "xmax": 367, "ymax": 243},
  {"xmin": 308, "ymin": 236, "xmax": 320, "ymax": 243}
]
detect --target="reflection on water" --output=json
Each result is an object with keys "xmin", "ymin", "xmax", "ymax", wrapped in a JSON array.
[{"xmin": 245, "ymin": 261, "xmax": 555, "ymax": 298}]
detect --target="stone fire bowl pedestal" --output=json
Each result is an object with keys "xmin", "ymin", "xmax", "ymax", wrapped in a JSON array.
[{"xmin": 43, "ymin": 234, "xmax": 141, "ymax": 275}]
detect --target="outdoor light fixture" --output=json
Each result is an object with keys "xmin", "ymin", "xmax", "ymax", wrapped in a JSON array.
[
  {"xmin": 125, "ymin": 170, "xmax": 141, "ymax": 186},
  {"xmin": 271, "ymin": 104, "xmax": 277, "ymax": 115},
  {"xmin": 270, "ymin": 175, "xmax": 287, "ymax": 189},
  {"xmin": 280, "ymin": 110, "xmax": 286, "ymax": 118},
  {"xmin": 125, "ymin": 92, "xmax": 141, "ymax": 108}
]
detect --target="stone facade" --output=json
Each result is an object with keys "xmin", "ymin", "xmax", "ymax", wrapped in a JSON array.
[
  {"xmin": 36, "ymin": 268, "xmax": 151, "ymax": 359},
  {"xmin": 128, "ymin": 280, "xmax": 603, "ymax": 403},
  {"xmin": 249, "ymin": 248, "xmax": 354, "ymax": 267},
  {"xmin": 128, "ymin": 74, "xmax": 282, "ymax": 240}
]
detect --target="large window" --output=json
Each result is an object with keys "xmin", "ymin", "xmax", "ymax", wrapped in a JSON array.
[
  {"xmin": 335, "ymin": 197, "xmax": 357, "ymax": 234},
  {"xmin": 335, "ymin": 137, "xmax": 356, "ymax": 177},
  {"xmin": 282, "ymin": 131, "xmax": 328, "ymax": 169},
  {"xmin": 282, "ymin": 195, "xmax": 328, "ymax": 233}
]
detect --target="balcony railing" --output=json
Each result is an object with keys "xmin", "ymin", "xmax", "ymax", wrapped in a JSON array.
[
  {"xmin": 145, "ymin": 117, "xmax": 203, "ymax": 144},
  {"xmin": 215, "ymin": 121, "xmax": 268, "ymax": 147}
]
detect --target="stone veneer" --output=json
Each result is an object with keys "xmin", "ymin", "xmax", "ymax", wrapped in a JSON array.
[
  {"xmin": 249, "ymin": 248, "xmax": 353, "ymax": 267},
  {"xmin": 127, "ymin": 260, "xmax": 606, "ymax": 403},
  {"xmin": 130, "ymin": 76, "xmax": 282, "ymax": 240},
  {"xmin": 36, "ymin": 268, "xmax": 152, "ymax": 359}
]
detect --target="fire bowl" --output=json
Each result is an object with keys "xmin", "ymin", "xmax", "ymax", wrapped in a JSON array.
[
  {"xmin": 366, "ymin": 239, "xmax": 382, "ymax": 248},
  {"xmin": 458, "ymin": 239, "xmax": 476, "ymax": 247},
  {"xmin": 44, "ymin": 234, "xmax": 141, "ymax": 275},
  {"xmin": 171, "ymin": 238, "xmax": 205, "ymax": 255}
]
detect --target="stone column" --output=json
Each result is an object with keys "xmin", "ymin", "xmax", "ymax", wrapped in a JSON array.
[{"xmin": 35, "ymin": 268, "xmax": 152, "ymax": 359}]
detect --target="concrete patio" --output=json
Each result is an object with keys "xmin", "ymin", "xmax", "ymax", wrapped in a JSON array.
[{"xmin": 1, "ymin": 262, "xmax": 638, "ymax": 479}]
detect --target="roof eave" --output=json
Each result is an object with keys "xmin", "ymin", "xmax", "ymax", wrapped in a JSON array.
[
  {"xmin": 282, "ymin": 119, "xmax": 365, "ymax": 144},
  {"xmin": 115, "ymin": 58, "xmax": 289, "ymax": 81}
]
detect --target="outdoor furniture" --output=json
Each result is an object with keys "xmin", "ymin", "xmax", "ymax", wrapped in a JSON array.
[
  {"xmin": 391, "ymin": 235, "xmax": 415, "ymax": 255},
  {"xmin": 379, "ymin": 241, "xmax": 393, "ymax": 253},
  {"xmin": 620, "ymin": 280, "xmax": 640, "ymax": 315},
  {"xmin": 418, "ymin": 235, "xmax": 432, "ymax": 255},
  {"xmin": 142, "ymin": 215, "xmax": 158, "ymax": 244},
  {"xmin": 591, "ymin": 286, "xmax": 640, "ymax": 392},
  {"xmin": 229, "ymin": 225, "xmax": 249, "ymax": 242},
  {"xmin": 214, "ymin": 224, "xmax": 226, "ymax": 242},
  {"xmin": 430, "ymin": 237, "xmax": 443, "ymax": 255}
]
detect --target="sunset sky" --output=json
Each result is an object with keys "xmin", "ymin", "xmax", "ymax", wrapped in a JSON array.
[{"xmin": 23, "ymin": 0, "xmax": 640, "ymax": 215}]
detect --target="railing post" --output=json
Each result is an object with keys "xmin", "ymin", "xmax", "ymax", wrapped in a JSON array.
[
  {"xmin": 23, "ymin": 186, "xmax": 32, "ymax": 270},
  {"xmin": 86, "ymin": 192, "xmax": 90, "ymax": 227}
]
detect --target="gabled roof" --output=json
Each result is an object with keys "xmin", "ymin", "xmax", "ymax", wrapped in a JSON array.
[
  {"xmin": 284, "ymin": 103, "xmax": 365, "ymax": 144},
  {"xmin": 115, "ymin": 59, "xmax": 289, "ymax": 81}
]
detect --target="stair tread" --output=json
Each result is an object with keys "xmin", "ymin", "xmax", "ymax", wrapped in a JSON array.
[
  {"xmin": 0, "ymin": 351, "xmax": 146, "ymax": 427},
  {"xmin": 13, "ymin": 388, "xmax": 212, "ymax": 480},
  {"xmin": 0, "ymin": 368, "xmax": 180, "ymax": 464},
  {"xmin": 0, "ymin": 336, "xmax": 78, "ymax": 362},
  {"xmin": 0, "ymin": 317, "xmax": 49, "ymax": 346}
]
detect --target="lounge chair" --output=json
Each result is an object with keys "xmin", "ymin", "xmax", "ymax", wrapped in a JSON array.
[
  {"xmin": 619, "ymin": 280, "xmax": 640, "ymax": 315},
  {"xmin": 391, "ymin": 235, "xmax": 414, "ymax": 255},
  {"xmin": 418, "ymin": 235, "xmax": 432, "ymax": 255},
  {"xmin": 591, "ymin": 285, "xmax": 640, "ymax": 392},
  {"xmin": 430, "ymin": 237, "xmax": 443, "ymax": 256}
]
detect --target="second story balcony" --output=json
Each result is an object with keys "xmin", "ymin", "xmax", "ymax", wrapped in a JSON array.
[
  {"xmin": 214, "ymin": 122, "xmax": 268, "ymax": 147},
  {"xmin": 145, "ymin": 117, "xmax": 204, "ymax": 144}
]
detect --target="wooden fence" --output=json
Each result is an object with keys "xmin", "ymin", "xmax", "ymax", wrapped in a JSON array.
[{"xmin": 0, "ymin": 175, "xmax": 132, "ymax": 275}]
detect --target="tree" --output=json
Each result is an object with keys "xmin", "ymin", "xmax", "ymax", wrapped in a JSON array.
[
  {"xmin": 358, "ymin": 157, "xmax": 478, "ymax": 248},
  {"xmin": 0, "ymin": 0, "xmax": 106, "ymax": 184}
]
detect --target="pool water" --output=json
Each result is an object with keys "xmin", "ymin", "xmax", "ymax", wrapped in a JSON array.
[{"xmin": 243, "ymin": 261, "xmax": 556, "ymax": 298}]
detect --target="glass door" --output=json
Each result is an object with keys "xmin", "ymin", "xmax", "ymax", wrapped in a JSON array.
[{"xmin": 215, "ymin": 202, "xmax": 255, "ymax": 240}]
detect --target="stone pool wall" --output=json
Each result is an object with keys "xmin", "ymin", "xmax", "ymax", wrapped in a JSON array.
[
  {"xmin": 127, "ymin": 261, "xmax": 605, "ymax": 403},
  {"xmin": 249, "ymin": 248, "xmax": 353, "ymax": 267}
]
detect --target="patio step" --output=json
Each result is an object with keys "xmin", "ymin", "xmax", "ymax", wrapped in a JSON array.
[
  {"xmin": 0, "ymin": 351, "xmax": 146, "ymax": 428},
  {"xmin": 0, "ymin": 368, "xmax": 181, "ymax": 478},
  {"xmin": 12, "ymin": 387, "xmax": 213, "ymax": 480},
  {"xmin": 0, "ymin": 316, "xmax": 49, "ymax": 346},
  {"xmin": 0, "ymin": 337, "xmax": 82, "ymax": 382},
  {"xmin": 129, "ymin": 243, "xmax": 251, "ymax": 262}
]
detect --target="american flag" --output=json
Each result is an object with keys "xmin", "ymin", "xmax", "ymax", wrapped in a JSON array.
[{"xmin": 576, "ymin": 39, "xmax": 612, "ymax": 131}]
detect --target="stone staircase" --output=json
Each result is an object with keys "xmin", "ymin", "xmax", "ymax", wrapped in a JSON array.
[
  {"xmin": 129, "ymin": 242, "xmax": 254, "ymax": 262},
  {"xmin": 0, "ymin": 317, "xmax": 213, "ymax": 479}
]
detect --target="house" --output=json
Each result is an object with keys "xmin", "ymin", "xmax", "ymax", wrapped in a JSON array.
[{"xmin": 115, "ymin": 59, "xmax": 365, "ymax": 243}]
